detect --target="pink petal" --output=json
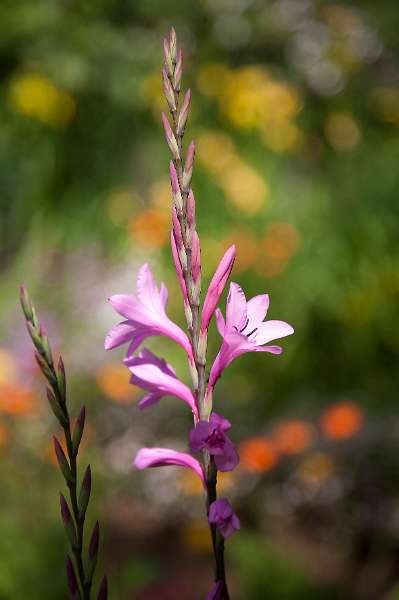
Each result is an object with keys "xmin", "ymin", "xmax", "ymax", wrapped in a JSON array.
[
  {"xmin": 215, "ymin": 309, "xmax": 225, "ymax": 337},
  {"xmin": 134, "ymin": 447, "xmax": 205, "ymax": 486},
  {"xmin": 246, "ymin": 294, "xmax": 269, "ymax": 329},
  {"xmin": 225, "ymin": 283, "xmax": 247, "ymax": 331},
  {"xmin": 107, "ymin": 294, "xmax": 143, "ymax": 321},
  {"xmin": 136, "ymin": 264, "xmax": 165, "ymax": 314},
  {"xmin": 104, "ymin": 321, "xmax": 134, "ymax": 350},
  {"xmin": 254, "ymin": 320, "xmax": 294, "ymax": 345},
  {"xmin": 201, "ymin": 245, "xmax": 236, "ymax": 332}
]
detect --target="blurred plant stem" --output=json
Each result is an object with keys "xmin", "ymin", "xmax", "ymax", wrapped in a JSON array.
[{"xmin": 20, "ymin": 285, "xmax": 107, "ymax": 600}]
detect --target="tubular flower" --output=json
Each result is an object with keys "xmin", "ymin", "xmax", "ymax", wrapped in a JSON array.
[
  {"xmin": 208, "ymin": 498, "xmax": 240, "ymax": 539},
  {"xmin": 105, "ymin": 263, "xmax": 193, "ymax": 360},
  {"xmin": 134, "ymin": 447, "xmax": 205, "ymax": 487},
  {"xmin": 189, "ymin": 413, "xmax": 239, "ymax": 472},
  {"xmin": 201, "ymin": 245, "xmax": 236, "ymax": 332},
  {"xmin": 207, "ymin": 282, "xmax": 294, "ymax": 395},
  {"xmin": 125, "ymin": 348, "xmax": 198, "ymax": 419}
]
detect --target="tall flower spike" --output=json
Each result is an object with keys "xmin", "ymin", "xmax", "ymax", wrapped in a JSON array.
[
  {"xmin": 125, "ymin": 348, "xmax": 199, "ymax": 419},
  {"xmin": 134, "ymin": 447, "xmax": 205, "ymax": 487},
  {"xmin": 105, "ymin": 263, "xmax": 193, "ymax": 361},
  {"xmin": 207, "ymin": 282, "xmax": 294, "ymax": 399}
]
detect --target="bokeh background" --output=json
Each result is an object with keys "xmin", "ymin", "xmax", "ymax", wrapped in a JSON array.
[{"xmin": 1, "ymin": 1, "xmax": 399, "ymax": 598}]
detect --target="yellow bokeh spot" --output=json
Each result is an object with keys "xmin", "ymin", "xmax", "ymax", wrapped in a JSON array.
[
  {"xmin": 296, "ymin": 452, "xmax": 335, "ymax": 486},
  {"xmin": 96, "ymin": 363, "xmax": 139, "ymax": 404},
  {"xmin": 372, "ymin": 87, "xmax": 399, "ymax": 125},
  {"xmin": 8, "ymin": 73, "xmax": 76, "ymax": 127},
  {"xmin": 221, "ymin": 162, "xmax": 268, "ymax": 215},
  {"xmin": 222, "ymin": 229, "xmax": 259, "ymax": 274},
  {"xmin": 324, "ymin": 112, "xmax": 361, "ymax": 151},
  {"xmin": 261, "ymin": 120, "xmax": 303, "ymax": 154},
  {"xmin": 0, "ymin": 348, "xmax": 18, "ymax": 385},
  {"xmin": 196, "ymin": 130, "xmax": 239, "ymax": 176},
  {"xmin": 139, "ymin": 71, "xmax": 164, "ymax": 115},
  {"xmin": 148, "ymin": 179, "xmax": 171, "ymax": 211},
  {"xmin": 178, "ymin": 469, "xmax": 204, "ymax": 496},
  {"xmin": 197, "ymin": 63, "xmax": 232, "ymax": 97}
]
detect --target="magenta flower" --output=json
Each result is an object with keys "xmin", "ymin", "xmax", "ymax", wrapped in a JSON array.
[
  {"xmin": 208, "ymin": 498, "xmax": 240, "ymax": 539},
  {"xmin": 189, "ymin": 413, "xmax": 239, "ymax": 472},
  {"xmin": 125, "ymin": 348, "xmax": 198, "ymax": 419},
  {"xmin": 134, "ymin": 447, "xmax": 205, "ymax": 487},
  {"xmin": 201, "ymin": 245, "xmax": 236, "ymax": 333},
  {"xmin": 105, "ymin": 263, "xmax": 193, "ymax": 360},
  {"xmin": 208, "ymin": 283, "xmax": 294, "ymax": 393},
  {"xmin": 205, "ymin": 581, "xmax": 225, "ymax": 600}
]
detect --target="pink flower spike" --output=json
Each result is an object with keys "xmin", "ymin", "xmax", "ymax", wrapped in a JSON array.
[
  {"xmin": 171, "ymin": 229, "xmax": 188, "ymax": 300},
  {"xmin": 134, "ymin": 447, "xmax": 205, "ymax": 487},
  {"xmin": 209, "ymin": 498, "xmax": 240, "ymax": 539},
  {"xmin": 207, "ymin": 282, "xmax": 294, "ymax": 395},
  {"xmin": 125, "ymin": 348, "xmax": 198, "ymax": 419},
  {"xmin": 201, "ymin": 245, "xmax": 236, "ymax": 333},
  {"xmin": 105, "ymin": 263, "xmax": 193, "ymax": 361}
]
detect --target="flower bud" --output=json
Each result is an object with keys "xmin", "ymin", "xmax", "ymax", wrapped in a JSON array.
[
  {"xmin": 54, "ymin": 436, "xmax": 73, "ymax": 484},
  {"xmin": 47, "ymin": 388, "xmax": 68, "ymax": 427},
  {"xmin": 187, "ymin": 189, "xmax": 196, "ymax": 229},
  {"xmin": 66, "ymin": 555, "xmax": 78, "ymax": 598},
  {"xmin": 192, "ymin": 231, "xmax": 201, "ymax": 285},
  {"xmin": 78, "ymin": 464, "xmax": 91, "ymax": 518},
  {"xmin": 20, "ymin": 284, "xmax": 33, "ymax": 321},
  {"xmin": 163, "ymin": 38, "xmax": 173, "ymax": 76},
  {"xmin": 72, "ymin": 406, "xmax": 85, "ymax": 455},
  {"xmin": 183, "ymin": 141, "xmax": 195, "ymax": 189},
  {"xmin": 60, "ymin": 494, "xmax": 77, "ymax": 548},
  {"xmin": 201, "ymin": 245, "xmax": 236, "ymax": 332},
  {"xmin": 57, "ymin": 356, "xmax": 66, "ymax": 402},
  {"xmin": 162, "ymin": 68, "xmax": 176, "ymax": 112},
  {"xmin": 162, "ymin": 113, "xmax": 179, "ymax": 160},
  {"xmin": 97, "ymin": 576, "xmax": 108, "ymax": 600},
  {"xmin": 169, "ymin": 162, "xmax": 183, "ymax": 212},
  {"xmin": 169, "ymin": 27, "xmax": 177, "ymax": 63},
  {"xmin": 173, "ymin": 49, "xmax": 183, "ymax": 92},
  {"xmin": 88, "ymin": 521, "xmax": 100, "ymax": 580},
  {"xmin": 177, "ymin": 89, "xmax": 191, "ymax": 137}
]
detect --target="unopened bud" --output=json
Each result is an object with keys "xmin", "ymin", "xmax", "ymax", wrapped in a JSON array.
[
  {"xmin": 57, "ymin": 356, "xmax": 66, "ymax": 402},
  {"xmin": 187, "ymin": 189, "xmax": 196, "ymax": 229},
  {"xmin": 178, "ymin": 245, "xmax": 188, "ymax": 271},
  {"xmin": 169, "ymin": 162, "xmax": 183, "ymax": 211},
  {"xmin": 47, "ymin": 388, "xmax": 68, "ymax": 427},
  {"xmin": 162, "ymin": 113, "xmax": 179, "ymax": 160},
  {"xmin": 177, "ymin": 89, "xmax": 191, "ymax": 137},
  {"xmin": 162, "ymin": 68, "xmax": 176, "ymax": 112},
  {"xmin": 163, "ymin": 38, "xmax": 173, "ymax": 76},
  {"xmin": 184, "ymin": 301, "xmax": 193, "ymax": 329},
  {"xmin": 97, "ymin": 576, "xmax": 108, "ymax": 600},
  {"xmin": 183, "ymin": 141, "xmax": 195, "ymax": 189},
  {"xmin": 72, "ymin": 406, "xmax": 85, "ymax": 455},
  {"xmin": 173, "ymin": 49, "xmax": 183, "ymax": 92},
  {"xmin": 198, "ymin": 330, "xmax": 208, "ymax": 366},
  {"xmin": 26, "ymin": 321, "xmax": 42, "ymax": 353},
  {"xmin": 169, "ymin": 27, "xmax": 177, "ymax": 63},
  {"xmin": 66, "ymin": 555, "xmax": 78, "ymax": 598},
  {"xmin": 39, "ymin": 323, "xmax": 53, "ymax": 366},
  {"xmin": 35, "ymin": 351, "xmax": 56, "ymax": 384},
  {"xmin": 54, "ymin": 436, "xmax": 73, "ymax": 484},
  {"xmin": 60, "ymin": 494, "xmax": 77, "ymax": 548},
  {"xmin": 188, "ymin": 357, "xmax": 198, "ymax": 391},
  {"xmin": 20, "ymin": 284, "xmax": 33, "ymax": 321},
  {"xmin": 78, "ymin": 465, "xmax": 91, "ymax": 518},
  {"xmin": 192, "ymin": 231, "xmax": 201, "ymax": 285},
  {"xmin": 172, "ymin": 207, "xmax": 183, "ymax": 249},
  {"xmin": 88, "ymin": 521, "xmax": 100, "ymax": 580}
]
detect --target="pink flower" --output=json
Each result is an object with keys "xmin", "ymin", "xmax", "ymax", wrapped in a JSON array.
[
  {"xmin": 208, "ymin": 498, "xmax": 240, "ymax": 539},
  {"xmin": 134, "ymin": 447, "xmax": 205, "ymax": 487},
  {"xmin": 205, "ymin": 581, "xmax": 226, "ymax": 600},
  {"xmin": 125, "ymin": 348, "xmax": 198, "ymax": 419},
  {"xmin": 189, "ymin": 413, "xmax": 239, "ymax": 472},
  {"xmin": 201, "ymin": 246, "xmax": 236, "ymax": 333},
  {"xmin": 208, "ymin": 283, "xmax": 294, "ymax": 394},
  {"xmin": 105, "ymin": 263, "xmax": 193, "ymax": 360}
]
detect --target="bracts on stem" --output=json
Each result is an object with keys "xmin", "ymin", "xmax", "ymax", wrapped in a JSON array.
[{"xmin": 20, "ymin": 285, "xmax": 107, "ymax": 600}]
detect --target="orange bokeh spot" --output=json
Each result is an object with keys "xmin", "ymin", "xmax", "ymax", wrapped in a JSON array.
[
  {"xmin": 129, "ymin": 209, "xmax": 169, "ymax": 249},
  {"xmin": 239, "ymin": 438, "xmax": 279, "ymax": 473},
  {"xmin": 0, "ymin": 383, "xmax": 39, "ymax": 416},
  {"xmin": 273, "ymin": 420, "xmax": 314, "ymax": 455},
  {"xmin": 96, "ymin": 363, "xmax": 139, "ymax": 404},
  {"xmin": 320, "ymin": 402, "xmax": 363, "ymax": 440}
]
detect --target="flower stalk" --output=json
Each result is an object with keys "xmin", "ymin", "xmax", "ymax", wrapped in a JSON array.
[{"xmin": 20, "ymin": 285, "xmax": 107, "ymax": 600}]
